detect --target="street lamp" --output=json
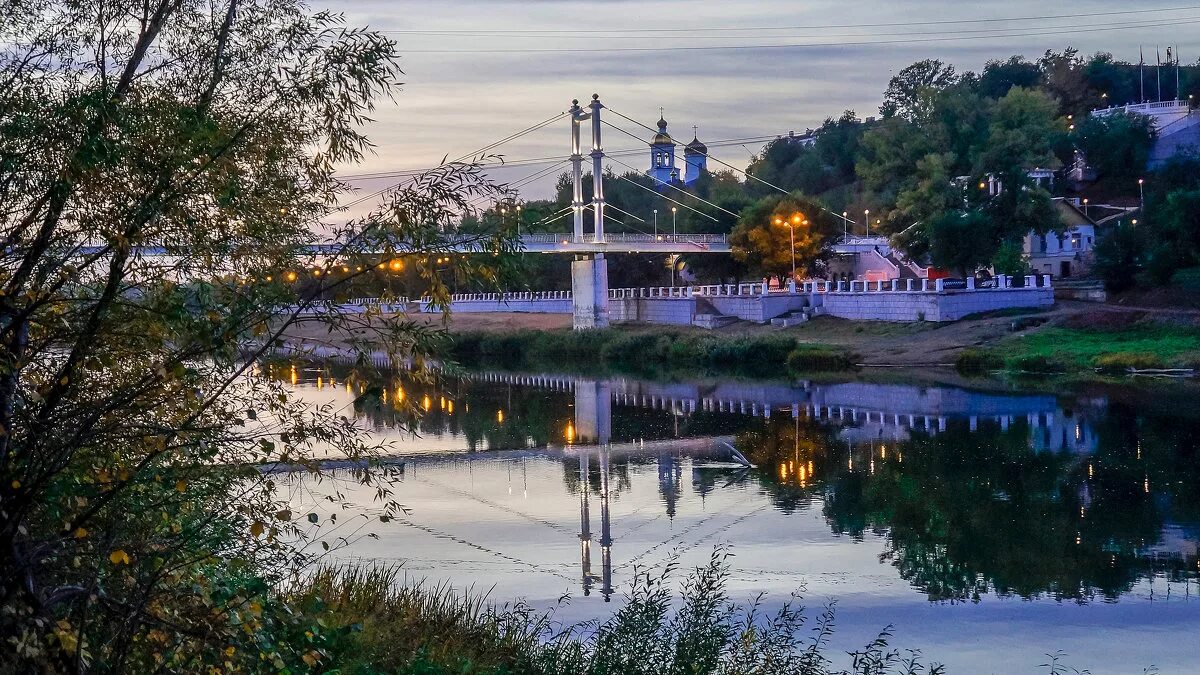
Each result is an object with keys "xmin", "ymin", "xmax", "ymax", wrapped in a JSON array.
[
  {"xmin": 864, "ymin": 209, "xmax": 870, "ymax": 238},
  {"xmin": 1082, "ymin": 198, "xmax": 1089, "ymax": 217},
  {"xmin": 842, "ymin": 211, "xmax": 848, "ymax": 239},
  {"xmin": 671, "ymin": 206, "xmax": 677, "ymax": 237},
  {"xmin": 516, "ymin": 204, "xmax": 522, "ymax": 235},
  {"xmin": 786, "ymin": 214, "xmax": 800, "ymax": 280},
  {"xmin": 1138, "ymin": 178, "xmax": 1145, "ymax": 210},
  {"xmin": 653, "ymin": 208, "xmax": 658, "ymax": 236}
]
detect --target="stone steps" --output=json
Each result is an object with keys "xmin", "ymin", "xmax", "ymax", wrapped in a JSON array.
[
  {"xmin": 770, "ymin": 307, "xmax": 824, "ymax": 327},
  {"xmin": 693, "ymin": 313, "xmax": 738, "ymax": 329}
]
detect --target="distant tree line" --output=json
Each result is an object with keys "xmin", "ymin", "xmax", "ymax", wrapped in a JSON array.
[{"xmin": 467, "ymin": 48, "xmax": 1200, "ymax": 286}]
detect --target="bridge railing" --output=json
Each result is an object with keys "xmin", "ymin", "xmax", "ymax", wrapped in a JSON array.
[
  {"xmin": 609, "ymin": 282, "xmax": 776, "ymax": 299},
  {"xmin": 522, "ymin": 233, "xmax": 727, "ymax": 245},
  {"xmin": 419, "ymin": 290, "xmax": 573, "ymax": 305}
]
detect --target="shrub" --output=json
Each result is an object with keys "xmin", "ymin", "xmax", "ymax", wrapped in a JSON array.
[
  {"xmin": 297, "ymin": 552, "xmax": 943, "ymax": 675},
  {"xmin": 785, "ymin": 346, "xmax": 855, "ymax": 372},
  {"xmin": 1007, "ymin": 354, "xmax": 1068, "ymax": 374},
  {"xmin": 1093, "ymin": 352, "xmax": 1166, "ymax": 373},
  {"xmin": 955, "ymin": 348, "xmax": 1004, "ymax": 374}
]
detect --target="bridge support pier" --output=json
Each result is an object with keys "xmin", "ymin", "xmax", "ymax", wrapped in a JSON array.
[
  {"xmin": 574, "ymin": 378, "xmax": 612, "ymax": 445},
  {"xmin": 571, "ymin": 253, "xmax": 610, "ymax": 330}
]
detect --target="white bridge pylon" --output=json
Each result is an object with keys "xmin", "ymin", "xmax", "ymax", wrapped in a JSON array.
[{"xmin": 568, "ymin": 95, "xmax": 610, "ymax": 329}]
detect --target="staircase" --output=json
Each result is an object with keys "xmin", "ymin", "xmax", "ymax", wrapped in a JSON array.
[
  {"xmin": 692, "ymin": 297, "xmax": 737, "ymax": 329},
  {"xmin": 885, "ymin": 252, "xmax": 922, "ymax": 280}
]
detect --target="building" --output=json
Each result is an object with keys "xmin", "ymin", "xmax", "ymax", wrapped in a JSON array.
[
  {"xmin": 647, "ymin": 115, "xmax": 707, "ymax": 187},
  {"xmin": 1022, "ymin": 199, "xmax": 1098, "ymax": 278}
]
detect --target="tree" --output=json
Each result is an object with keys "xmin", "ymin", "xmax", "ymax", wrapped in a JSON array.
[
  {"xmin": 1074, "ymin": 112, "xmax": 1156, "ymax": 188},
  {"xmin": 1039, "ymin": 48, "xmax": 1100, "ymax": 117},
  {"xmin": 729, "ymin": 194, "xmax": 840, "ymax": 280},
  {"xmin": 973, "ymin": 56, "xmax": 1043, "ymax": 99},
  {"xmin": 879, "ymin": 59, "xmax": 958, "ymax": 119},
  {"xmin": 1093, "ymin": 220, "xmax": 1145, "ymax": 292},
  {"xmin": 0, "ymin": 1, "xmax": 517, "ymax": 670}
]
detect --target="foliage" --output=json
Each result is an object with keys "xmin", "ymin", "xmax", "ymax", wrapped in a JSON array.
[
  {"xmin": 991, "ymin": 240, "xmax": 1030, "ymax": 276},
  {"xmin": 954, "ymin": 348, "xmax": 1004, "ymax": 374},
  {"xmin": 1093, "ymin": 220, "xmax": 1145, "ymax": 292},
  {"xmin": 1073, "ymin": 112, "xmax": 1155, "ymax": 187},
  {"xmin": 729, "ymin": 194, "xmax": 842, "ymax": 279},
  {"xmin": 0, "ymin": 1, "xmax": 519, "ymax": 670},
  {"xmin": 294, "ymin": 553, "xmax": 945, "ymax": 675},
  {"xmin": 879, "ymin": 59, "xmax": 959, "ymax": 120},
  {"xmin": 1093, "ymin": 352, "xmax": 1166, "ymax": 373},
  {"xmin": 451, "ymin": 329, "xmax": 856, "ymax": 377},
  {"xmin": 785, "ymin": 346, "xmax": 857, "ymax": 372}
]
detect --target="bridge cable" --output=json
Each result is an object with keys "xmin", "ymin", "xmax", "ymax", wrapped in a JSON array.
[
  {"xmin": 614, "ymin": 175, "xmax": 719, "ymax": 222},
  {"xmin": 596, "ymin": 134, "xmax": 741, "ymax": 218},
  {"xmin": 606, "ymin": 106, "xmax": 854, "ymax": 223},
  {"xmin": 339, "ymin": 111, "xmax": 570, "ymax": 211},
  {"xmin": 335, "ymin": 135, "xmax": 783, "ymax": 182},
  {"xmin": 465, "ymin": 159, "xmax": 572, "ymax": 209}
]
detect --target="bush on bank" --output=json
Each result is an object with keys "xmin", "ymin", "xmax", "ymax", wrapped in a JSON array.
[
  {"xmin": 292, "ymin": 553, "xmax": 944, "ymax": 675},
  {"xmin": 451, "ymin": 329, "xmax": 856, "ymax": 374}
]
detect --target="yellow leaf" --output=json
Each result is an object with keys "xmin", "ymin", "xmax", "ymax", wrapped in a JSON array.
[
  {"xmin": 250, "ymin": 521, "xmax": 265, "ymax": 538},
  {"xmin": 175, "ymin": 480, "xmax": 187, "ymax": 493},
  {"xmin": 109, "ymin": 549, "xmax": 130, "ymax": 565},
  {"xmin": 73, "ymin": 528, "xmax": 88, "ymax": 539}
]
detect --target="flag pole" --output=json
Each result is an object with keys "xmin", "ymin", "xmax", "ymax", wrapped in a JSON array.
[
  {"xmin": 1177, "ymin": 46, "xmax": 1182, "ymax": 101},
  {"xmin": 1157, "ymin": 45, "xmax": 1162, "ymax": 102},
  {"xmin": 1140, "ymin": 46, "xmax": 1145, "ymax": 102}
]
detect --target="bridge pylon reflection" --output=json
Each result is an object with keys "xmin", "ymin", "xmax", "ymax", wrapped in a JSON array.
[{"xmin": 577, "ymin": 444, "xmax": 613, "ymax": 601}]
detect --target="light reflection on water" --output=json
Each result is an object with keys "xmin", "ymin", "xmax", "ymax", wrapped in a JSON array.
[{"xmin": 277, "ymin": 362, "xmax": 1200, "ymax": 673}]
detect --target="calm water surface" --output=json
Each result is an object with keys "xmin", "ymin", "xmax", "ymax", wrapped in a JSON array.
[{"xmin": 278, "ymin": 362, "xmax": 1200, "ymax": 674}]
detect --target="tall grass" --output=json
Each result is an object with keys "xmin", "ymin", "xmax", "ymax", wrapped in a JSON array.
[
  {"xmin": 450, "ymin": 329, "xmax": 854, "ymax": 375},
  {"xmin": 293, "ymin": 551, "xmax": 943, "ymax": 674}
]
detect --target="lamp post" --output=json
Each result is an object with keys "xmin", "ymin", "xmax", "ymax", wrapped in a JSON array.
[
  {"xmin": 1082, "ymin": 198, "xmax": 1089, "ymax": 217},
  {"xmin": 864, "ymin": 209, "xmax": 870, "ymax": 238},
  {"xmin": 671, "ymin": 206, "xmax": 677, "ymax": 238},
  {"xmin": 842, "ymin": 211, "xmax": 848, "ymax": 240},
  {"xmin": 516, "ymin": 204, "xmax": 522, "ymax": 235},
  {"xmin": 653, "ymin": 208, "xmax": 658, "ymax": 237},
  {"xmin": 788, "ymin": 214, "xmax": 802, "ymax": 280},
  {"xmin": 1138, "ymin": 178, "xmax": 1145, "ymax": 211}
]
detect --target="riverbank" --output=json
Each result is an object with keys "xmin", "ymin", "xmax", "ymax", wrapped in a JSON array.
[{"xmin": 278, "ymin": 301, "xmax": 1200, "ymax": 378}]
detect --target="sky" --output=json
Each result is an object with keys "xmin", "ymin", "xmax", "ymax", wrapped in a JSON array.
[{"xmin": 324, "ymin": 1, "xmax": 1200, "ymax": 216}]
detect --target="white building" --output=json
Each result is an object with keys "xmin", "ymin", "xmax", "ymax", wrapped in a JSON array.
[{"xmin": 1023, "ymin": 199, "xmax": 1098, "ymax": 278}]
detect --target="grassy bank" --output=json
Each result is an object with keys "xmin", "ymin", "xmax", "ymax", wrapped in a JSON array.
[
  {"xmin": 957, "ymin": 320, "xmax": 1200, "ymax": 375},
  {"xmin": 292, "ymin": 553, "xmax": 941, "ymax": 675},
  {"xmin": 450, "ymin": 328, "xmax": 857, "ymax": 375}
]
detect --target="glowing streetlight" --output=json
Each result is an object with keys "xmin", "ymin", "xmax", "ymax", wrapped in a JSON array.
[
  {"xmin": 1138, "ymin": 178, "xmax": 1145, "ymax": 210},
  {"xmin": 671, "ymin": 206, "xmax": 677, "ymax": 237},
  {"xmin": 785, "ymin": 214, "xmax": 799, "ymax": 280},
  {"xmin": 653, "ymin": 208, "xmax": 658, "ymax": 236},
  {"xmin": 864, "ymin": 209, "xmax": 870, "ymax": 238}
]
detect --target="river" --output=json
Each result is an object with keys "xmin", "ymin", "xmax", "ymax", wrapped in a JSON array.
[{"xmin": 276, "ymin": 360, "xmax": 1200, "ymax": 673}]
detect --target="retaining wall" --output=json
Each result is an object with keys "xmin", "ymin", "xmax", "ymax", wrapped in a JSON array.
[
  {"xmin": 608, "ymin": 297, "xmax": 696, "ymax": 325},
  {"xmin": 816, "ymin": 287, "xmax": 1052, "ymax": 321}
]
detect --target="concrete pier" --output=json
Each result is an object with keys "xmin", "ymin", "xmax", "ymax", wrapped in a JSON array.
[{"xmin": 571, "ymin": 253, "xmax": 610, "ymax": 329}]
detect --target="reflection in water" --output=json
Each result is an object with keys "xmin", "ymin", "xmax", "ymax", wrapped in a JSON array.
[
  {"xmin": 577, "ymin": 446, "xmax": 613, "ymax": 601},
  {"xmin": 271, "ymin": 360, "xmax": 1200, "ymax": 610}
]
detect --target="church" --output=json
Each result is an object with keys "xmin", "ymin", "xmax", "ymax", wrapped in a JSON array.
[{"xmin": 648, "ymin": 114, "xmax": 708, "ymax": 188}]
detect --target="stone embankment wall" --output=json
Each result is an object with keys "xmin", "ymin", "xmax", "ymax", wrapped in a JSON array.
[{"xmin": 407, "ymin": 275, "xmax": 1055, "ymax": 325}]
